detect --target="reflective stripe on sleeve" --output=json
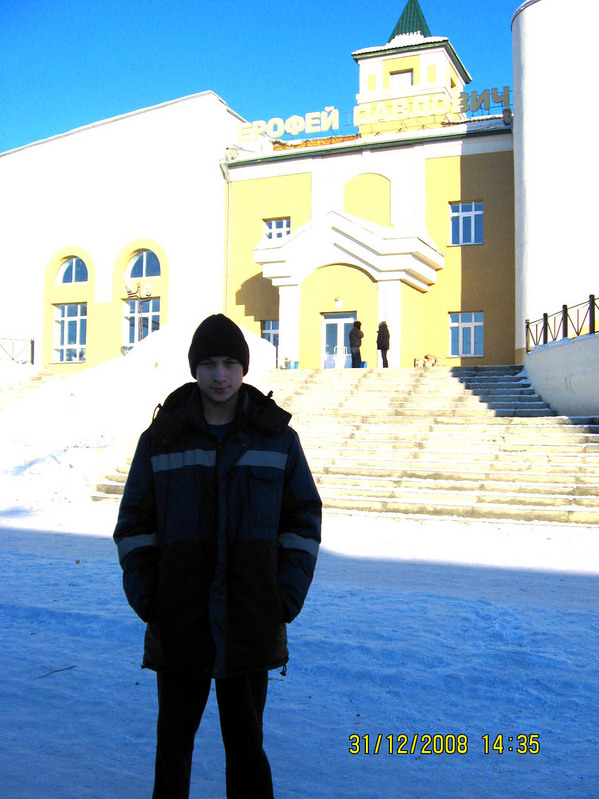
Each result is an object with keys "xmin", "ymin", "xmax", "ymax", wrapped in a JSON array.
[
  {"xmin": 278, "ymin": 532, "xmax": 320, "ymax": 557},
  {"xmin": 116, "ymin": 532, "xmax": 158, "ymax": 562},
  {"xmin": 236, "ymin": 450, "xmax": 288, "ymax": 469},
  {"xmin": 151, "ymin": 449, "xmax": 216, "ymax": 473}
]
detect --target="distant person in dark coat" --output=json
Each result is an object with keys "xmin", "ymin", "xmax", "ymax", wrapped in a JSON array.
[
  {"xmin": 349, "ymin": 320, "xmax": 363, "ymax": 368},
  {"xmin": 377, "ymin": 321, "xmax": 390, "ymax": 368}
]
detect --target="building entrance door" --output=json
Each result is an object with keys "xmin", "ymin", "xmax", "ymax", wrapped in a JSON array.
[{"xmin": 322, "ymin": 313, "xmax": 356, "ymax": 369}]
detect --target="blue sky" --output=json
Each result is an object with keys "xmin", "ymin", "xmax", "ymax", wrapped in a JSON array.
[{"xmin": 0, "ymin": 0, "xmax": 520, "ymax": 153}]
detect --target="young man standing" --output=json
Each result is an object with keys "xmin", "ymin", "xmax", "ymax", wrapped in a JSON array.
[{"xmin": 113, "ymin": 314, "xmax": 322, "ymax": 799}]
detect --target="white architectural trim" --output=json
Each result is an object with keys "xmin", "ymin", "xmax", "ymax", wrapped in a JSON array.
[
  {"xmin": 254, "ymin": 210, "xmax": 444, "ymax": 292},
  {"xmin": 278, "ymin": 285, "xmax": 301, "ymax": 364}
]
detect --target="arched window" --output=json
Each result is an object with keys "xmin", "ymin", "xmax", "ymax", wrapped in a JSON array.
[
  {"xmin": 127, "ymin": 250, "xmax": 161, "ymax": 279},
  {"xmin": 57, "ymin": 256, "xmax": 88, "ymax": 284}
]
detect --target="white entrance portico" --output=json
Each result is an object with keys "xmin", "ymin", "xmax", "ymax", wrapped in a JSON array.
[{"xmin": 253, "ymin": 210, "xmax": 444, "ymax": 368}]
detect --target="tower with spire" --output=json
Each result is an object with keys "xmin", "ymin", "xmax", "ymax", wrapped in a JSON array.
[
  {"xmin": 352, "ymin": 0, "xmax": 471, "ymax": 136},
  {"xmin": 388, "ymin": 0, "xmax": 431, "ymax": 40}
]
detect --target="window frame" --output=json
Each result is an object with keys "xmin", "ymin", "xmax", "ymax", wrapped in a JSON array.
[
  {"xmin": 389, "ymin": 69, "xmax": 413, "ymax": 89},
  {"xmin": 56, "ymin": 256, "xmax": 88, "ymax": 285},
  {"xmin": 449, "ymin": 311, "xmax": 484, "ymax": 358},
  {"xmin": 122, "ymin": 296, "xmax": 161, "ymax": 353},
  {"xmin": 450, "ymin": 201, "xmax": 484, "ymax": 246},
  {"xmin": 264, "ymin": 217, "xmax": 290, "ymax": 240},
  {"xmin": 53, "ymin": 302, "xmax": 87, "ymax": 362},
  {"xmin": 126, "ymin": 250, "xmax": 161, "ymax": 280},
  {"xmin": 261, "ymin": 320, "xmax": 279, "ymax": 361}
]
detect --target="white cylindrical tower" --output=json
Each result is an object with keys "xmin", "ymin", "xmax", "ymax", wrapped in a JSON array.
[{"xmin": 512, "ymin": 0, "xmax": 599, "ymax": 359}]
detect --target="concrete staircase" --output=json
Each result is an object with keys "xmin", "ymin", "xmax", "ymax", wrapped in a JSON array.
[
  {"xmin": 0, "ymin": 369, "xmax": 66, "ymax": 411},
  {"xmin": 95, "ymin": 366, "xmax": 599, "ymax": 524}
]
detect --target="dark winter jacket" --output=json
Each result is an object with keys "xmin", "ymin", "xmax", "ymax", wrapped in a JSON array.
[
  {"xmin": 349, "ymin": 326, "xmax": 363, "ymax": 349},
  {"xmin": 113, "ymin": 381, "xmax": 322, "ymax": 678},
  {"xmin": 376, "ymin": 324, "xmax": 390, "ymax": 350}
]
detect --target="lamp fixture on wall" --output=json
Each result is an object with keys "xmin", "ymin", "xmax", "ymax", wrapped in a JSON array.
[
  {"xmin": 334, "ymin": 297, "xmax": 343, "ymax": 310},
  {"xmin": 124, "ymin": 282, "xmax": 154, "ymax": 345},
  {"xmin": 125, "ymin": 282, "xmax": 153, "ymax": 299}
]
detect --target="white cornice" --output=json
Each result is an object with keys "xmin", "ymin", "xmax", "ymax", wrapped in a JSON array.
[{"xmin": 254, "ymin": 210, "xmax": 444, "ymax": 292}]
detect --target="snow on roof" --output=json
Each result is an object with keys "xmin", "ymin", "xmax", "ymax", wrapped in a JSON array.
[{"xmin": 352, "ymin": 33, "xmax": 450, "ymax": 58}]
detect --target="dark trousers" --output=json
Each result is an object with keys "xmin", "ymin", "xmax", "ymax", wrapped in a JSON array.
[
  {"xmin": 351, "ymin": 347, "xmax": 361, "ymax": 368},
  {"xmin": 380, "ymin": 349, "xmax": 388, "ymax": 368},
  {"xmin": 153, "ymin": 670, "xmax": 273, "ymax": 799}
]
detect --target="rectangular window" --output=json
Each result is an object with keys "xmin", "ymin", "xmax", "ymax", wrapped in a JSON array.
[
  {"xmin": 261, "ymin": 320, "xmax": 279, "ymax": 366},
  {"xmin": 450, "ymin": 201, "xmax": 484, "ymax": 245},
  {"xmin": 449, "ymin": 312, "xmax": 484, "ymax": 357},
  {"xmin": 261, "ymin": 320, "xmax": 279, "ymax": 353},
  {"xmin": 54, "ymin": 303, "xmax": 87, "ymax": 362},
  {"xmin": 390, "ymin": 69, "xmax": 413, "ymax": 88},
  {"xmin": 264, "ymin": 218, "xmax": 290, "ymax": 240},
  {"xmin": 123, "ymin": 297, "xmax": 160, "ymax": 354}
]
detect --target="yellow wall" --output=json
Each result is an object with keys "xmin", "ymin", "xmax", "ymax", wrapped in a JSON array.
[
  {"xmin": 227, "ymin": 173, "xmax": 312, "ymax": 334},
  {"xmin": 299, "ymin": 265, "xmax": 378, "ymax": 369},
  {"xmin": 226, "ymin": 145, "xmax": 514, "ymax": 370},
  {"xmin": 344, "ymin": 174, "xmax": 391, "ymax": 226},
  {"xmin": 400, "ymin": 150, "xmax": 515, "ymax": 366},
  {"xmin": 43, "ymin": 239, "xmax": 169, "ymax": 372},
  {"xmin": 227, "ymin": 173, "xmax": 386, "ymax": 368}
]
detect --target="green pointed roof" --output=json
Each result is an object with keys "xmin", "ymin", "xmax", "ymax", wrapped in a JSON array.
[{"xmin": 388, "ymin": 0, "xmax": 431, "ymax": 41}]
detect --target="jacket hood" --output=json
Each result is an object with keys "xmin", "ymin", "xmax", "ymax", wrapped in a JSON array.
[{"xmin": 147, "ymin": 381, "xmax": 292, "ymax": 443}]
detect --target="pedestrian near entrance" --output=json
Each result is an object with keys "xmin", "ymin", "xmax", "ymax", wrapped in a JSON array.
[
  {"xmin": 377, "ymin": 321, "xmax": 390, "ymax": 368},
  {"xmin": 349, "ymin": 320, "xmax": 363, "ymax": 368},
  {"xmin": 113, "ymin": 313, "xmax": 322, "ymax": 799}
]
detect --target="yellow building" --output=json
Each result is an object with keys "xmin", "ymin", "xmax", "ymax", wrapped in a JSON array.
[
  {"xmin": 0, "ymin": 0, "xmax": 515, "ymax": 374},
  {"xmin": 224, "ymin": 0, "xmax": 515, "ymax": 369}
]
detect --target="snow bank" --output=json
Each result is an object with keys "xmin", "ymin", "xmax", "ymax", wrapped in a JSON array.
[{"xmin": 0, "ymin": 322, "xmax": 275, "ymax": 513}]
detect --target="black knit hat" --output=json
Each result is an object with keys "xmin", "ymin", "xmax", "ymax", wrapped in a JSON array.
[{"xmin": 188, "ymin": 314, "xmax": 250, "ymax": 376}]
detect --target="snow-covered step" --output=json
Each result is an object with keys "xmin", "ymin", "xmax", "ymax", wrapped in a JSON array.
[
  {"xmin": 314, "ymin": 473, "xmax": 598, "ymax": 499},
  {"xmin": 321, "ymin": 492, "xmax": 599, "ymax": 525},
  {"xmin": 93, "ymin": 365, "xmax": 599, "ymax": 523}
]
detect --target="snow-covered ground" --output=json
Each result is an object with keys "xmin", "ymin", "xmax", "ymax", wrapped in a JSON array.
[{"xmin": 1, "ymin": 345, "xmax": 598, "ymax": 798}]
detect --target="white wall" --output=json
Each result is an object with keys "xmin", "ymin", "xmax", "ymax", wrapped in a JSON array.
[
  {"xmin": 0, "ymin": 92, "xmax": 244, "ymax": 361},
  {"xmin": 513, "ymin": 0, "xmax": 599, "ymax": 352},
  {"xmin": 525, "ymin": 335, "xmax": 599, "ymax": 417}
]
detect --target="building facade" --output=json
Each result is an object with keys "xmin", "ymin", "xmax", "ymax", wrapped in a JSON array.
[
  {"xmin": 224, "ymin": 2, "xmax": 515, "ymax": 369},
  {"xmin": 0, "ymin": 0, "xmax": 525, "ymax": 374},
  {"xmin": 0, "ymin": 91, "xmax": 246, "ymax": 372}
]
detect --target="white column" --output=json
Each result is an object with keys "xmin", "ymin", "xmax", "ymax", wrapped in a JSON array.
[
  {"xmin": 277, "ymin": 284, "xmax": 301, "ymax": 365},
  {"xmin": 378, "ymin": 280, "xmax": 402, "ymax": 367},
  {"xmin": 513, "ymin": 0, "xmax": 599, "ymax": 354}
]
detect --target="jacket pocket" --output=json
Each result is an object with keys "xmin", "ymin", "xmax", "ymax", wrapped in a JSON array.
[{"xmin": 247, "ymin": 465, "xmax": 284, "ymax": 532}]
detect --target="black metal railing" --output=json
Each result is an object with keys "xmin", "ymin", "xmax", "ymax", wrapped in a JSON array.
[
  {"xmin": 525, "ymin": 295, "xmax": 597, "ymax": 352},
  {"xmin": 0, "ymin": 337, "xmax": 35, "ymax": 363}
]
